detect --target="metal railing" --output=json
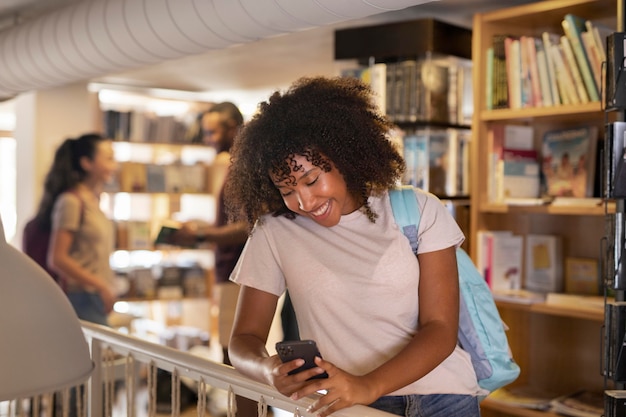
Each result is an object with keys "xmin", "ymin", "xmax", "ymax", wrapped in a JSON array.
[{"xmin": 79, "ymin": 321, "xmax": 395, "ymax": 417}]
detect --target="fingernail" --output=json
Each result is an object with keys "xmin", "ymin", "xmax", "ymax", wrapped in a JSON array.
[{"xmin": 290, "ymin": 393, "xmax": 298, "ymax": 400}]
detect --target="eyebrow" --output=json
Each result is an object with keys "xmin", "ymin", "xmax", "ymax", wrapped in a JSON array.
[{"xmin": 274, "ymin": 167, "xmax": 319, "ymax": 188}]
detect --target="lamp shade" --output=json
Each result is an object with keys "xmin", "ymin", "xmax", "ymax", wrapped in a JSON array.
[{"xmin": 0, "ymin": 215, "xmax": 93, "ymax": 401}]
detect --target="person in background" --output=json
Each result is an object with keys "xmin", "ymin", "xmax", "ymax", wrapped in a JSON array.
[
  {"xmin": 224, "ymin": 76, "xmax": 483, "ymax": 417},
  {"xmin": 171, "ymin": 102, "xmax": 256, "ymax": 417},
  {"xmin": 40, "ymin": 133, "xmax": 118, "ymax": 325},
  {"xmin": 34, "ymin": 133, "xmax": 117, "ymax": 417}
]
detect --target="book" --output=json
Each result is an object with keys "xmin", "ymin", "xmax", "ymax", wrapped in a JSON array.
[
  {"xmin": 605, "ymin": 122, "xmax": 626, "ymax": 198},
  {"xmin": 488, "ymin": 124, "xmax": 536, "ymax": 202},
  {"xmin": 535, "ymin": 38, "xmax": 553, "ymax": 107},
  {"xmin": 605, "ymin": 301, "xmax": 626, "ymax": 382},
  {"xmin": 154, "ymin": 221, "xmax": 184, "ymax": 246},
  {"xmin": 562, "ymin": 14, "xmax": 600, "ymax": 102},
  {"xmin": 489, "ymin": 233, "xmax": 523, "ymax": 292},
  {"xmin": 564, "ymin": 257, "xmax": 599, "ymax": 295},
  {"xmin": 504, "ymin": 36, "xmax": 521, "ymax": 109},
  {"xmin": 605, "ymin": 390, "xmax": 626, "ymax": 416},
  {"xmin": 525, "ymin": 234, "xmax": 563, "ymax": 293},
  {"xmin": 487, "ymin": 386, "xmax": 555, "ymax": 410},
  {"xmin": 548, "ymin": 43, "xmax": 578, "ymax": 105},
  {"xmin": 549, "ymin": 390, "xmax": 604, "ymax": 417},
  {"xmin": 403, "ymin": 133, "xmax": 429, "ymax": 189},
  {"xmin": 542, "ymin": 32, "xmax": 562, "ymax": 106},
  {"xmin": 492, "ymin": 34, "xmax": 510, "ymax": 109},
  {"xmin": 501, "ymin": 159, "xmax": 540, "ymax": 199},
  {"xmin": 560, "ymin": 35, "xmax": 589, "ymax": 104},
  {"xmin": 541, "ymin": 126, "xmax": 598, "ymax": 198}
]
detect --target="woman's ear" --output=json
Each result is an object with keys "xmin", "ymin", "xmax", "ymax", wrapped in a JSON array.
[{"xmin": 79, "ymin": 155, "xmax": 93, "ymax": 173}]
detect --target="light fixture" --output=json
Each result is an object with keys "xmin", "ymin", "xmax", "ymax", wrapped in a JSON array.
[{"xmin": 0, "ymin": 214, "xmax": 93, "ymax": 401}]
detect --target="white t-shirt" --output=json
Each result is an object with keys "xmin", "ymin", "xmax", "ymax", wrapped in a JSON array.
[{"xmin": 231, "ymin": 188, "xmax": 482, "ymax": 396}]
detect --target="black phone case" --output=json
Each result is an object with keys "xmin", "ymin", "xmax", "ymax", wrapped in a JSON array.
[{"xmin": 275, "ymin": 340, "xmax": 328, "ymax": 379}]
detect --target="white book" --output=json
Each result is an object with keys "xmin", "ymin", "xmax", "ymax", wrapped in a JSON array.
[
  {"xmin": 525, "ymin": 234, "xmax": 563, "ymax": 293},
  {"xmin": 490, "ymin": 233, "xmax": 523, "ymax": 292},
  {"xmin": 536, "ymin": 46, "xmax": 553, "ymax": 107}
]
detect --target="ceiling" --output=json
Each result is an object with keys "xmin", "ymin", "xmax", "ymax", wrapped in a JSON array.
[{"xmin": 0, "ymin": 0, "xmax": 540, "ymax": 106}]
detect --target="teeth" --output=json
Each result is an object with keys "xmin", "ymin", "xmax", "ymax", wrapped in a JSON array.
[{"xmin": 311, "ymin": 201, "xmax": 329, "ymax": 216}]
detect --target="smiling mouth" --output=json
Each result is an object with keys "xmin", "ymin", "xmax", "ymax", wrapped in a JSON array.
[{"xmin": 309, "ymin": 200, "xmax": 330, "ymax": 217}]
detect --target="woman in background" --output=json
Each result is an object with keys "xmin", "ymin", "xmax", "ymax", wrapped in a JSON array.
[{"xmin": 36, "ymin": 132, "xmax": 118, "ymax": 325}]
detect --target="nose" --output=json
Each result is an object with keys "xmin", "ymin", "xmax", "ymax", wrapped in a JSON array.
[{"xmin": 296, "ymin": 189, "xmax": 314, "ymax": 212}]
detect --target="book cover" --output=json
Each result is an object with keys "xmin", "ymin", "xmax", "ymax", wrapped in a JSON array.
[
  {"xmin": 550, "ymin": 390, "xmax": 604, "ymax": 417},
  {"xmin": 524, "ymin": 234, "xmax": 563, "ymax": 293},
  {"xmin": 562, "ymin": 14, "xmax": 600, "ymax": 101},
  {"xmin": 501, "ymin": 159, "xmax": 540, "ymax": 199},
  {"xmin": 403, "ymin": 133, "xmax": 429, "ymax": 189},
  {"xmin": 541, "ymin": 126, "xmax": 598, "ymax": 198},
  {"xmin": 490, "ymin": 233, "xmax": 523, "ymax": 292},
  {"xmin": 154, "ymin": 222, "xmax": 181, "ymax": 246},
  {"xmin": 606, "ymin": 301, "xmax": 626, "ymax": 382},
  {"xmin": 564, "ymin": 257, "xmax": 599, "ymax": 295}
]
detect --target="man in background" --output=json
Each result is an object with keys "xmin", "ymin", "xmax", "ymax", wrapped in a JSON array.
[{"xmin": 174, "ymin": 102, "xmax": 255, "ymax": 416}]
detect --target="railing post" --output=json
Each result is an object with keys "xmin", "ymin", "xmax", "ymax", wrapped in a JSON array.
[{"xmin": 88, "ymin": 337, "xmax": 103, "ymax": 417}]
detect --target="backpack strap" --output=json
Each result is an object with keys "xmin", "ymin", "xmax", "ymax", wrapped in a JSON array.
[{"xmin": 389, "ymin": 186, "xmax": 420, "ymax": 255}]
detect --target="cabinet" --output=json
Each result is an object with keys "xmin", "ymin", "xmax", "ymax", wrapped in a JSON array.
[
  {"xmin": 470, "ymin": 1, "xmax": 615, "ymax": 416},
  {"xmin": 94, "ymin": 86, "xmax": 220, "ymax": 337}
]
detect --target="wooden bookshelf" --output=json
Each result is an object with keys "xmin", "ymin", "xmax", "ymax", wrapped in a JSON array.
[{"xmin": 471, "ymin": 1, "xmax": 615, "ymax": 415}]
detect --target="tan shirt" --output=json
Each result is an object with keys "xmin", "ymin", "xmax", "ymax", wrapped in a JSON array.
[{"xmin": 51, "ymin": 192, "xmax": 115, "ymax": 292}]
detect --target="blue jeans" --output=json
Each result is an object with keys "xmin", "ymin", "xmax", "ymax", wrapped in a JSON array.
[
  {"xmin": 66, "ymin": 290, "xmax": 108, "ymax": 325},
  {"xmin": 369, "ymin": 394, "xmax": 481, "ymax": 417}
]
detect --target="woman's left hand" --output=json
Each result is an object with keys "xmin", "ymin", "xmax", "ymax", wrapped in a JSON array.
[{"xmin": 290, "ymin": 357, "xmax": 379, "ymax": 417}]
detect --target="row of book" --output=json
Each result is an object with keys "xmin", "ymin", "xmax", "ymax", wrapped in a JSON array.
[
  {"xmin": 115, "ymin": 264, "xmax": 208, "ymax": 299},
  {"xmin": 487, "ymin": 14, "xmax": 609, "ymax": 110},
  {"xmin": 477, "ymin": 231, "xmax": 600, "ymax": 296},
  {"xmin": 402, "ymin": 127, "xmax": 470, "ymax": 197},
  {"xmin": 102, "ymin": 109, "xmax": 202, "ymax": 144},
  {"xmin": 487, "ymin": 123, "xmax": 599, "ymax": 203},
  {"xmin": 342, "ymin": 57, "xmax": 473, "ymax": 126},
  {"xmin": 105, "ymin": 161, "xmax": 209, "ymax": 194}
]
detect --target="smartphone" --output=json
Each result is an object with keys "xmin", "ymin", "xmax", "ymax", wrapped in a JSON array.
[{"xmin": 275, "ymin": 339, "xmax": 328, "ymax": 380}]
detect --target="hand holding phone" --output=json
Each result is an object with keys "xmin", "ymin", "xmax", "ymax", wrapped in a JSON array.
[{"xmin": 275, "ymin": 339, "xmax": 328, "ymax": 380}]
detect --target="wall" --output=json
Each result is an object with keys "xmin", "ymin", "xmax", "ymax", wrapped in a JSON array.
[{"xmin": 13, "ymin": 81, "xmax": 98, "ymax": 247}]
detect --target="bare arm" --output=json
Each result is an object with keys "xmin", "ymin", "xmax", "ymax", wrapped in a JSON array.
[
  {"xmin": 170, "ymin": 220, "xmax": 248, "ymax": 247},
  {"xmin": 228, "ymin": 285, "xmax": 281, "ymax": 383}
]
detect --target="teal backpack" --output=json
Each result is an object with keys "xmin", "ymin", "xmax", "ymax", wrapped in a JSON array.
[{"xmin": 389, "ymin": 186, "xmax": 520, "ymax": 394}]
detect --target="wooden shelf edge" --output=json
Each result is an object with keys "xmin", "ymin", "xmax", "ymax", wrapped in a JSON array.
[
  {"xmin": 479, "ymin": 102, "xmax": 602, "ymax": 121},
  {"xmin": 478, "ymin": 201, "xmax": 613, "ymax": 216},
  {"xmin": 481, "ymin": 398, "xmax": 560, "ymax": 417},
  {"xmin": 495, "ymin": 299, "xmax": 605, "ymax": 322}
]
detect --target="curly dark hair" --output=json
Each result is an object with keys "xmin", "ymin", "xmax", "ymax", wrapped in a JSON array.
[{"xmin": 224, "ymin": 76, "xmax": 405, "ymax": 231}]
